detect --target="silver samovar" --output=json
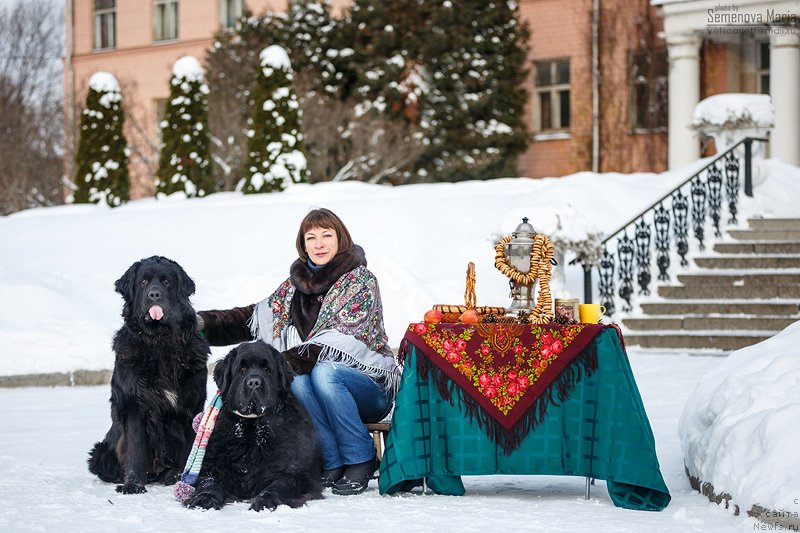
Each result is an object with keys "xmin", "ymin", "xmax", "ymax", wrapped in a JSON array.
[{"xmin": 505, "ymin": 218, "xmax": 538, "ymax": 314}]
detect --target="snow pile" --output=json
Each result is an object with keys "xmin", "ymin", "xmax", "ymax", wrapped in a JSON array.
[
  {"xmin": 692, "ymin": 93, "xmax": 774, "ymax": 129},
  {"xmin": 88, "ymin": 71, "xmax": 120, "ymax": 94},
  {"xmin": 692, "ymin": 93, "xmax": 774, "ymax": 153},
  {"xmin": 171, "ymin": 55, "xmax": 204, "ymax": 82},
  {"xmin": 260, "ymin": 44, "xmax": 292, "ymax": 70},
  {"xmin": 678, "ymin": 320, "xmax": 800, "ymax": 515}
]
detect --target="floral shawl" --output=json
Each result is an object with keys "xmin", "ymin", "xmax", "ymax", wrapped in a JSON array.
[{"xmin": 251, "ymin": 265, "xmax": 402, "ymax": 395}]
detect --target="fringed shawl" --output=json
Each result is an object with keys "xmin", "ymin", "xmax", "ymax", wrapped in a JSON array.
[{"xmin": 251, "ymin": 265, "xmax": 402, "ymax": 396}]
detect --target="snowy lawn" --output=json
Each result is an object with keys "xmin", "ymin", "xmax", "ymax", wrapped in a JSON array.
[
  {"xmin": 2, "ymin": 160, "xmax": 799, "ymax": 531},
  {"xmin": 0, "ymin": 351, "xmax": 757, "ymax": 532}
]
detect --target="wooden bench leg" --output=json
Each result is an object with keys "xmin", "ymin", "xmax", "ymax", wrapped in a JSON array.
[{"xmin": 365, "ymin": 422, "xmax": 390, "ymax": 461}]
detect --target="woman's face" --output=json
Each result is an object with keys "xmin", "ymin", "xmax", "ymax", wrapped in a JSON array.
[{"xmin": 304, "ymin": 226, "xmax": 338, "ymax": 266}]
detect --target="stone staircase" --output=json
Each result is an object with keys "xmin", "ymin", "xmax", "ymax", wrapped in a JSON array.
[{"xmin": 622, "ymin": 218, "xmax": 800, "ymax": 352}]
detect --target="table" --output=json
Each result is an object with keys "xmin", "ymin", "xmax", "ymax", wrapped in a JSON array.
[{"xmin": 378, "ymin": 323, "xmax": 671, "ymax": 511}]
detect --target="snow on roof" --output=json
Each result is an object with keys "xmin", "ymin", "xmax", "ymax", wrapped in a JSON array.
[
  {"xmin": 260, "ymin": 45, "xmax": 292, "ymax": 70},
  {"xmin": 88, "ymin": 71, "xmax": 120, "ymax": 93},
  {"xmin": 172, "ymin": 56, "xmax": 204, "ymax": 82},
  {"xmin": 692, "ymin": 93, "xmax": 774, "ymax": 128}
]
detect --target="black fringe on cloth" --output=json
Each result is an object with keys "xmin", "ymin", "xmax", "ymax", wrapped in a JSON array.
[{"xmin": 412, "ymin": 336, "xmax": 600, "ymax": 455}]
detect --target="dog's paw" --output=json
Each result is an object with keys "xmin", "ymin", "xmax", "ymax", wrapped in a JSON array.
[
  {"xmin": 116, "ymin": 482, "xmax": 147, "ymax": 494},
  {"xmin": 187, "ymin": 492, "xmax": 224, "ymax": 510},
  {"xmin": 250, "ymin": 491, "xmax": 281, "ymax": 512}
]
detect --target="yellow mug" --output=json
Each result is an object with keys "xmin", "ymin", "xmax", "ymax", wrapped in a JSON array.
[{"xmin": 579, "ymin": 303, "xmax": 606, "ymax": 324}]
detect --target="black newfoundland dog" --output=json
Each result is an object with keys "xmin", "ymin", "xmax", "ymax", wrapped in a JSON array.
[
  {"xmin": 88, "ymin": 256, "xmax": 209, "ymax": 494},
  {"xmin": 186, "ymin": 341, "xmax": 323, "ymax": 511}
]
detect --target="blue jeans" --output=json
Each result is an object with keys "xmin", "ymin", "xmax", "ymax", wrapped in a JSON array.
[{"xmin": 291, "ymin": 362, "xmax": 391, "ymax": 470}]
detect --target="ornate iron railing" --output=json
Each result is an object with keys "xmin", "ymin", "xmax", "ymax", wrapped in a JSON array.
[{"xmin": 578, "ymin": 137, "xmax": 767, "ymax": 315}]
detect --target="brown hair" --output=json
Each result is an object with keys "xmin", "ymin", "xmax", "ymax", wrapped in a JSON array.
[{"xmin": 295, "ymin": 208, "xmax": 354, "ymax": 261}]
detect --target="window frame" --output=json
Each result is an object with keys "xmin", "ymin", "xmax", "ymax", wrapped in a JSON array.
[
  {"xmin": 628, "ymin": 47, "xmax": 668, "ymax": 133},
  {"xmin": 93, "ymin": 0, "xmax": 116, "ymax": 50},
  {"xmin": 153, "ymin": 0, "xmax": 179, "ymax": 43},
  {"xmin": 533, "ymin": 59, "xmax": 571, "ymax": 134},
  {"xmin": 757, "ymin": 40, "xmax": 770, "ymax": 95},
  {"xmin": 220, "ymin": 0, "xmax": 244, "ymax": 31}
]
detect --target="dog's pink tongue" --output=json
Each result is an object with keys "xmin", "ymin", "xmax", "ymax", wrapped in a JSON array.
[{"xmin": 149, "ymin": 305, "xmax": 164, "ymax": 321}]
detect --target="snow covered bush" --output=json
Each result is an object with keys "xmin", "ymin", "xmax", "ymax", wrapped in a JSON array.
[
  {"xmin": 239, "ymin": 45, "xmax": 308, "ymax": 193},
  {"xmin": 155, "ymin": 56, "xmax": 214, "ymax": 198},
  {"xmin": 73, "ymin": 72, "xmax": 130, "ymax": 207},
  {"xmin": 678, "ymin": 321, "xmax": 800, "ymax": 517},
  {"xmin": 691, "ymin": 93, "xmax": 774, "ymax": 153}
]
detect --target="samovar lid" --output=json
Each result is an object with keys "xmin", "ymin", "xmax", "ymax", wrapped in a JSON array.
[{"xmin": 511, "ymin": 217, "xmax": 537, "ymax": 241}]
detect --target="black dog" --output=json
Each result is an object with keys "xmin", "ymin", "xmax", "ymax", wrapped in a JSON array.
[
  {"xmin": 88, "ymin": 256, "xmax": 209, "ymax": 494},
  {"xmin": 186, "ymin": 341, "xmax": 323, "ymax": 511}
]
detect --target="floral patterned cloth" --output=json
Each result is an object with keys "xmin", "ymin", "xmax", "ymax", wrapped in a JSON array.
[
  {"xmin": 252, "ymin": 265, "xmax": 401, "ymax": 394},
  {"xmin": 399, "ymin": 322, "xmax": 608, "ymax": 453}
]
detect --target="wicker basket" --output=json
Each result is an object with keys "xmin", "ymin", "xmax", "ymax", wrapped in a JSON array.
[{"xmin": 432, "ymin": 263, "xmax": 506, "ymax": 323}]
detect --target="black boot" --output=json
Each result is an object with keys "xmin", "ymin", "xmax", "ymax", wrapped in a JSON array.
[
  {"xmin": 321, "ymin": 466, "xmax": 346, "ymax": 488},
  {"xmin": 331, "ymin": 457, "xmax": 377, "ymax": 495}
]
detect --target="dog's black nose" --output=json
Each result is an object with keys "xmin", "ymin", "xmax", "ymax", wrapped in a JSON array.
[
  {"xmin": 245, "ymin": 375, "xmax": 262, "ymax": 390},
  {"xmin": 148, "ymin": 287, "xmax": 161, "ymax": 300}
]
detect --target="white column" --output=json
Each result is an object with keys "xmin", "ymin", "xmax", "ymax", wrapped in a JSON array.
[
  {"xmin": 666, "ymin": 32, "xmax": 702, "ymax": 169},
  {"xmin": 770, "ymin": 30, "xmax": 800, "ymax": 166}
]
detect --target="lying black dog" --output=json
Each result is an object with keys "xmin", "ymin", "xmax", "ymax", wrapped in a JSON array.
[
  {"xmin": 88, "ymin": 256, "xmax": 209, "ymax": 494},
  {"xmin": 186, "ymin": 341, "xmax": 323, "ymax": 511}
]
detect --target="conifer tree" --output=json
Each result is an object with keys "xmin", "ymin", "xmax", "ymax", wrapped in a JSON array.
[
  {"xmin": 284, "ymin": 0, "xmax": 347, "ymax": 96},
  {"xmin": 73, "ymin": 72, "xmax": 130, "ymax": 206},
  {"xmin": 342, "ymin": 0, "xmax": 530, "ymax": 182},
  {"xmin": 424, "ymin": 0, "xmax": 530, "ymax": 181},
  {"xmin": 155, "ymin": 56, "xmax": 214, "ymax": 197},
  {"xmin": 239, "ymin": 45, "xmax": 308, "ymax": 193}
]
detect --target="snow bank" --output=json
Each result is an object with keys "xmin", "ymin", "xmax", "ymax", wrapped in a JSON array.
[{"xmin": 678, "ymin": 320, "xmax": 800, "ymax": 515}]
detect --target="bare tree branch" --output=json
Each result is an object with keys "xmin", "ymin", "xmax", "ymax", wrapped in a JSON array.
[{"xmin": 0, "ymin": 1, "xmax": 64, "ymax": 214}]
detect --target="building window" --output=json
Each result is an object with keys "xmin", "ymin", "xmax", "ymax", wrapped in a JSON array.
[
  {"xmin": 154, "ymin": 98, "xmax": 167, "ymax": 145},
  {"xmin": 630, "ymin": 48, "xmax": 667, "ymax": 131},
  {"xmin": 93, "ymin": 0, "xmax": 116, "ymax": 50},
  {"xmin": 534, "ymin": 59, "xmax": 570, "ymax": 132},
  {"xmin": 153, "ymin": 0, "xmax": 179, "ymax": 42},
  {"xmin": 220, "ymin": 0, "xmax": 244, "ymax": 31},
  {"xmin": 757, "ymin": 41, "xmax": 770, "ymax": 94}
]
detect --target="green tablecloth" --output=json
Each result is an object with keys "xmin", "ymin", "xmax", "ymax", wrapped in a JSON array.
[{"xmin": 378, "ymin": 329, "xmax": 671, "ymax": 511}]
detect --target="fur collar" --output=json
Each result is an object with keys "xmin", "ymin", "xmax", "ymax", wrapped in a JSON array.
[{"xmin": 290, "ymin": 245, "xmax": 367, "ymax": 296}]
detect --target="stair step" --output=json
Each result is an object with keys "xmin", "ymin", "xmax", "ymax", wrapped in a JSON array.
[
  {"xmin": 622, "ymin": 316, "xmax": 797, "ymax": 331},
  {"xmin": 713, "ymin": 242, "xmax": 800, "ymax": 254},
  {"xmin": 658, "ymin": 284, "xmax": 800, "ymax": 298},
  {"xmin": 694, "ymin": 255, "xmax": 800, "ymax": 269},
  {"xmin": 624, "ymin": 332, "xmax": 772, "ymax": 351},
  {"xmin": 676, "ymin": 272, "xmax": 800, "ymax": 285},
  {"xmin": 747, "ymin": 218, "xmax": 800, "ymax": 231},
  {"xmin": 639, "ymin": 301, "xmax": 800, "ymax": 315},
  {"xmin": 728, "ymin": 229, "xmax": 800, "ymax": 241}
]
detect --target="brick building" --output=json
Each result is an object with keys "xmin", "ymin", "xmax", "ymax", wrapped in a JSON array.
[{"xmin": 65, "ymin": 0, "xmax": 799, "ymax": 197}]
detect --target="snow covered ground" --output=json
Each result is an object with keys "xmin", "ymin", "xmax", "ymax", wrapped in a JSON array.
[
  {"xmin": 1, "ymin": 159, "xmax": 799, "ymax": 531},
  {"xmin": 2, "ymin": 159, "xmax": 799, "ymax": 377},
  {"xmin": 0, "ymin": 353, "xmax": 759, "ymax": 532}
]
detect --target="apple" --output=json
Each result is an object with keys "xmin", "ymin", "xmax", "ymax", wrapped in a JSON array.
[
  {"xmin": 459, "ymin": 309, "xmax": 479, "ymax": 324},
  {"xmin": 424, "ymin": 309, "xmax": 443, "ymax": 324}
]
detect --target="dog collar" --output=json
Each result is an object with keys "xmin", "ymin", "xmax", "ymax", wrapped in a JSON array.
[{"xmin": 233, "ymin": 410, "xmax": 260, "ymax": 419}]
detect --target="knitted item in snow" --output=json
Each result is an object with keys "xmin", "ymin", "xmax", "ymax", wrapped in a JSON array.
[{"xmin": 174, "ymin": 391, "xmax": 222, "ymax": 502}]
